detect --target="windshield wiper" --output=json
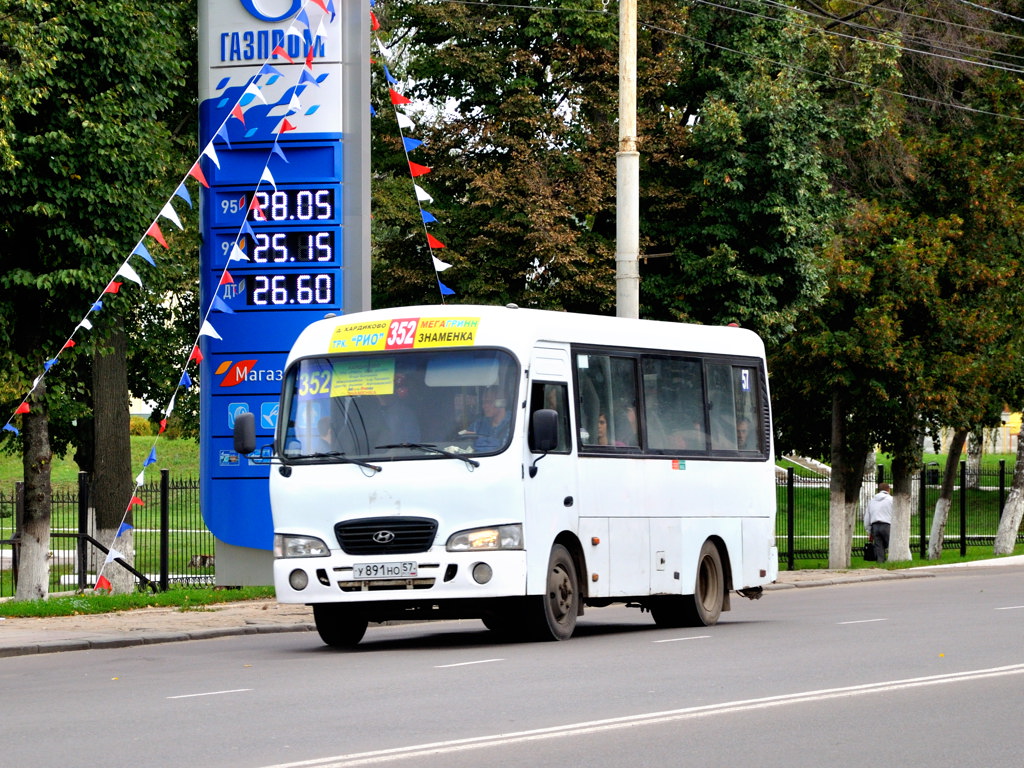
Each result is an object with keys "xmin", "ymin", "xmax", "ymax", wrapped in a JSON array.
[
  {"xmin": 376, "ymin": 443, "xmax": 480, "ymax": 468},
  {"xmin": 306, "ymin": 451, "xmax": 382, "ymax": 472}
]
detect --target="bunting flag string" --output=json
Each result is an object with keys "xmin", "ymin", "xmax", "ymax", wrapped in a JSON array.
[
  {"xmin": 0, "ymin": 0, "xmax": 337, "ymax": 590},
  {"xmin": 372, "ymin": 5, "xmax": 456, "ymax": 300},
  {"xmin": 92, "ymin": 0, "xmax": 340, "ymax": 592}
]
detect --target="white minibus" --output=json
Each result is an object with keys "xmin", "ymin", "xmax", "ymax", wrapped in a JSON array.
[{"xmin": 234, "ymin": 304, "xmax": 778, "ymax": 646}]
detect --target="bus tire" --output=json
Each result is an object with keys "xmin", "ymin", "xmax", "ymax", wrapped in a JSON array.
[
  {"xmin": 531, "ymin": 544, "xmax": 579, "ymax": 641},
  {"xmin": 313, "ymin": 604, "xmax": 368, "ymax": 648},
  {"xmin": 687, "ymin": 540, "xmax": 725, "ymax": 626},
  {"xmin": 651, "ymin": 541, "xmax": 725, "ymax": 628},
  {"xmin": 482, "ymin": 612, "xmax": 520, "ymax": 637}
]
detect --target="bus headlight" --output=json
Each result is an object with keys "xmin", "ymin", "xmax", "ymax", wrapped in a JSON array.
[
  {"xmin": 274, "ymin": 534, "xmax": 330, "ymax": 558},
  {"xmin": 446, "ymin": 524, "xmax": 523, "ymax": 552}
]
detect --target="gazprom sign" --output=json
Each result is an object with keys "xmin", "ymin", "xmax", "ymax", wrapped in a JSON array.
[
  {"xmin": 198, "ymin": 0, "xmax": 370, "ymax": 584},
  {"xmin": 215, "ymin": 0, "xmax": 331, "ymax": 64}
]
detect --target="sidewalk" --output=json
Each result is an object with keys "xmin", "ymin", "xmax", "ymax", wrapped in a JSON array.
[{"xmin": 2, "ymin": 559, "xmax": 1020, "ymax": 658}]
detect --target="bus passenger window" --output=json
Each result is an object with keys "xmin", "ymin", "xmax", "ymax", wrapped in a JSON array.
[
  {"xmin": 642, "ymin": 357, "xmax": 705, "ymax": 453},
  {"xmin": 706, "ymin": 363, "xmax": 738, "ymax": 451},
  {"xmin": 575, "ymin": 353, "xmax": 638, "ymax": 450}
]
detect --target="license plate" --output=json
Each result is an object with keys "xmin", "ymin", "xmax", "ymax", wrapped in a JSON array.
[{"xmin": 353, "ymin": 561, "xmax": 418, "ymax": 580}]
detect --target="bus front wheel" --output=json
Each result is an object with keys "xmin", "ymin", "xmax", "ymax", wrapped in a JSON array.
[
  {"xmin": 530, "ymin": 544, "xmax": 579, "ymax": 641},
  {"xmin": 313, "ymin": 604, "xmax": 368, "ymax": 648}
]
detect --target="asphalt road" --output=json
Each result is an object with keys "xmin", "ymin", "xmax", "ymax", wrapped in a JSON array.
[{"xmin": 2, "ymin": 566, "xmax": 1023, "ymax": 768}]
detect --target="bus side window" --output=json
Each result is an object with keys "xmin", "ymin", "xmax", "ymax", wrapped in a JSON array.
[
  {"xmin": 733, "ymin": 367, "xmax": 762, "ymax": 452},
  {"xmin": 643, "ymin": 357, "xmax": 705, "ymax": 453},
  {"xmin": 530, "ymin": 382, "xmax": 570, "ymax": 453},
  {"xmin": 575, "ymin": 352, "xmax": 638, "ymax": 449},
  {"xmin": 706, "ymin": 363, "xmax": 738, "ymax": 451}
]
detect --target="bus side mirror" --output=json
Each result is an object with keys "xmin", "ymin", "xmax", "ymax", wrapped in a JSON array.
[
  {"xmin": 234, "ymin": 412, "xmax": 256, "ymax": 455},
  {"xmin": 531, "ymin": 408, "xmax": 559, "ymax": 453}
]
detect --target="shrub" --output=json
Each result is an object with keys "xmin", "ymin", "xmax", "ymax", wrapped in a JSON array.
[{"xmin": 129, "ymin": 416, "xmax": 152, "ymax": 436}]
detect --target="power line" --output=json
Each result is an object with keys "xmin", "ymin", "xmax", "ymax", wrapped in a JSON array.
[
  {"xmin": 753, "ymin": 0, "xmax": 1024, "ymax": 65},
  {"xmin": 766, "ymin": 0, "xmax": 1024, "ymax": 46},
  {"xmin": 688, "ymin": 0, "xmax": 1024, "ymax": 75},
  {"xmin": 642, "ymin": 19, "xmax": 1024, "ymax": 123},
  {"xmin": 430, "ymin": 0, "xmax": 1024, "ymax": 121},
  {"xmin": 952, "ymin": 0, "xmax": 1024, "ymax": 25}
]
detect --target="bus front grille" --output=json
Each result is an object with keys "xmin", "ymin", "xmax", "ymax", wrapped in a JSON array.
[{"xmin": 334, "ymin": 517, "xmax": 439, "ymax": 555}]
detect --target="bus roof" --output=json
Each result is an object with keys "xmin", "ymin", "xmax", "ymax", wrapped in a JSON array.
[{"xmin": 287, "ymin": 304, "xmax": 767, "ymax": 365}]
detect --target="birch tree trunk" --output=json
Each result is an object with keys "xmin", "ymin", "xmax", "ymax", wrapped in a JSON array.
[
  {"xmin": 928, "ymin": 427, "xmax": 969, "ymax": 560},
  {"xmin": 15, "ymin": 385, "xmax": 52, "ymax": 601},
  {"xmin": 888, "ymin": 455, "xmax": 914, "ymax": 562},
  {"xmin": 993, "ymin": 423, "xmax": 1024, "ymax": 555},
  {"xmin": 966, "ymin": 431, "xmax": 983, "ymax": 490},
  {"xmin": 828, "ymin": 392, "xmax": 865, "ymax": 568}
]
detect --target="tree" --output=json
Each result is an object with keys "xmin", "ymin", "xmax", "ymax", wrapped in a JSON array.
[
  {"xmin": 773, "ymin": 1, "xmax": 1024, "ymax": 565},
  {"xmin": 994, "ymin": 423, "xmax": 1024, "ymax": 555},
  {"xmin": 372, "ymin": 1, "xmax": 837, "ymax": 331},
  {"xmin": 0, "ymin": 0, "xmax": 193, "ymax": 597},
  {"xmin": 640, "ymin": 3, "xmax": 842, "ymax": 342},
  {"xmin": 373, "ymin": 0, "xmax": 619, "ymax": 313}
]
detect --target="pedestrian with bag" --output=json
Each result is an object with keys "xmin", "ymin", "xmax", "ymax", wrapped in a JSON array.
[{"xmin": 863, "ymin": 482, "xmax": 893, "ymax": 564}]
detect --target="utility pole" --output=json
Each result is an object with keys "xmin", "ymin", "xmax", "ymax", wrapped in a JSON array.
[{"xmin": 615, "ymin": 0, "xmax": 640, "ymax": 319}]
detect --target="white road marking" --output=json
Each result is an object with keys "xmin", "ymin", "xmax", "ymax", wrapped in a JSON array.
[
  {"xmin": 434, "ymin": 658, "xmax": 504, "ymax": 669},
  {"xmin": 652, "ymin": 635, "xmax": 711, "ymax": 644},
  {"xmin": 837, "ymin": 618, "xmax": 888, "ymax": 625},
  {"xmin": 166, "ymin": 688, "xmax": 253, "ymax": 700},
  {"xmin": 995, "ymin": 605, "xmax": 1024, "ymax": 611},
  {"xmin": 259, "ymin": 663, "xmax": 1024, "ymax": 768}
]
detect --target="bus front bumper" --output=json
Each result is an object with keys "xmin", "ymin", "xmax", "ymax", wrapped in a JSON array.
[{"xmin": 272, "ymin": 548, "xmax": 528, "ymax": 604}]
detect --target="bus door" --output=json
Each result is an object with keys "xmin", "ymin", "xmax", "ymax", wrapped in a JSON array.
[{"xmin": 523, "ymin": 346, "xmax": 578, "ymax": 584}]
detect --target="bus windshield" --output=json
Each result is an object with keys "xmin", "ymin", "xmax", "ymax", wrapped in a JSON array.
[{"xmin": 279, "ymin": 348, "xmax": 519, "ymax": 461}]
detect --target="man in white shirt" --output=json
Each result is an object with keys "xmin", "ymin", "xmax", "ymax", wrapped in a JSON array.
[{"xmin": 863, "ymin": 482, "xmax": 893, "ymax": 563}]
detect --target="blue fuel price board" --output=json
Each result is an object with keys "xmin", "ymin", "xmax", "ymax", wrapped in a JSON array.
[{"xmin": 198, "ymin": 0, "xmax": 369, "ymax": 559}]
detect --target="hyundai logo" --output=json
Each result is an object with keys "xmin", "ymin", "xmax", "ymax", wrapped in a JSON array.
[{"xmin": 372, "ymin": 530, "xmax": 396, "ymax": 544}]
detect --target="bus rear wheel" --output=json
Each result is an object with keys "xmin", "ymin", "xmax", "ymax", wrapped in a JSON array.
[
  {"xmin": 529, "ymin": 544, "xmax": 579, "ymax": 641},
  {"xmin": 651, "ymin": 541, "xmax": 725, "ymax": 628},
  {"xmin": 313, "ymin": 604, "xmax": 368, "ymax": 648}
]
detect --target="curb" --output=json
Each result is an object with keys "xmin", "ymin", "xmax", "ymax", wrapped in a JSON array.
[
  {"xmin": 766, "ymin": 570, "xmax": 935, "ymax": 590},
  {"xmin": 1, "ymin": 568, "xmax": 952, "ymax": 658},
  {"xmin": 0, "ymin": 622, "xmax": 316, "ymax": 659}
]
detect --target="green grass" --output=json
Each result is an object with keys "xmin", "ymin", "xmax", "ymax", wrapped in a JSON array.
[
  {"xmin": 884, "ymin": 452, "xmax": 1016, "ymax": 473},
  {"xmin": 0, "ymin": 585, "xmax": 276, "ymax": 617},
  {"xmin": 0, "ymin": 436, "xmax": 200, "ymax": 489},
  {"xmin": 791, "ymin": 543, "xmax": 1024, "ymax": 570}
]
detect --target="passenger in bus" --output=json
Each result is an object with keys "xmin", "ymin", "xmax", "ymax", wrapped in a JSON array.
[
  {"xmin": 736, "ymin": 417, "xmax": 754, "ymax": 451},
  {"xmin": 666, "ymin": 427, "xmax": 689, "ymax": 450},
  {"xmin": 315, "ymin": 417, "xmax": 335, "ymax": 453},
  {"xmin": 617, "ymin": 404, "xmax": 639, "ymax": 446},
  {"xmin": 462, "ymin": 387, "xmax": 511, "ymax": 451},
  {"xmin": 375, "ymin": 390, "xmax": 422, "ymax": 446},
  {"xmin": 597, "ymin": 410, "xmax": 635, "ymax": 447}
]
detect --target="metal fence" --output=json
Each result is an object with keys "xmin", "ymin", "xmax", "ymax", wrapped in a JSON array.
[
  {"xmin": 777, "ymin": 461, "xmax": 1024, "ymax": 568},
  {"xmin": 0, "ymin": 471, "xmax": 212, "ymax": 597},
  {"xmin": 4, "ymin": 462, "xmax": 1022, "ymax": 592}
]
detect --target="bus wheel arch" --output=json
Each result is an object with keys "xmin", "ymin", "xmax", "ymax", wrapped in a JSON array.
[
  {"xmin": 553, "ymin": 531, "xmax": 588, "ymax": 609},
  {"xmin": 707, "ymin": 535, "xmax": 732, "ymax": 613},
  {"xmin": 651, "ymin": 537, "xmax": 730, "ymax": 628}
]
